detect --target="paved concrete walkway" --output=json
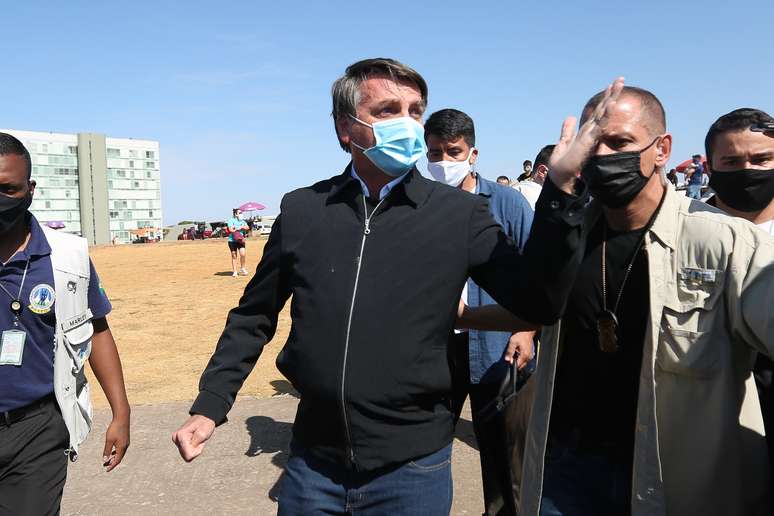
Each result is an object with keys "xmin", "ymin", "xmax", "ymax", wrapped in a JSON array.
[{"xmin": 62, "ymin": 396, "xmax": 484, "ymax": 515}]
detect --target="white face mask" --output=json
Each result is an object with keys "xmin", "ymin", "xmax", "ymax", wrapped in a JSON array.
[{"xmin": 427, "ymin": 149, "xmax": 475, "ymax": 187}]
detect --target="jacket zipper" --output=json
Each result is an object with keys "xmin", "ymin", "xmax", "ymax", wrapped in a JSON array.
[{"xmin": 341, "ymin": 195, "xmax": 386, "ymax": 469}]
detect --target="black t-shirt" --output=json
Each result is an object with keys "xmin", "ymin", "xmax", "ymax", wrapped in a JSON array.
[{"xmin": 549, "ymin": 216, "xmax": 649, "ymax": 456}]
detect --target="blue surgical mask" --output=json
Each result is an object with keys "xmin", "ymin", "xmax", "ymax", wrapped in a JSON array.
[{"xmin": 349, "ymin": 115, "xmax": 426, "ymax": 177}]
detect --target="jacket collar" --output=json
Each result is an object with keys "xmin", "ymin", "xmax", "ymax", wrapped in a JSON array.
[
  {"xmin": 475, "ymin": 175, "xmax": 494, "ymax": 198},
  {"xmin": 327, "ymin": 162, "xmax": 430, "ymax": 208},
  {"xmin": 648, "ymin": 184, "xmax": 679, "ymax": 250}
]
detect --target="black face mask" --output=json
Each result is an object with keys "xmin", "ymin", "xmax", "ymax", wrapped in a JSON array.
[
  {"xmin": 582, "ymin": 138, "xmax": 660, "ymax": 208},
  {"xmin": 0, "ymin": 192, "xmax": 32, "ymax": 234},
  {"xmin": 709, "ymin": 168, "xmax": 774, "ymax": 212}
]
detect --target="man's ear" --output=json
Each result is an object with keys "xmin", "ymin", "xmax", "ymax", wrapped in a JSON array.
[
  {"xmin": 335, "ymin": 116, "xmax": 352, "ymax": 150},
  {"xmin": 469, "ymin": 148, "xmax": 479, "ymax": 165},
  {"xmin": 28, "ymin": 180, "xmax": 36, "ymax": 196},
  {"xmin": 654, "ymin": 134, "xmax": 672, "ymax": 168}
]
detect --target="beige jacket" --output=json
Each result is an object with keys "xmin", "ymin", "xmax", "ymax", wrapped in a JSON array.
[{"xmin": 520, "ymin": 185, "xmax": 774, "ymax": 516}]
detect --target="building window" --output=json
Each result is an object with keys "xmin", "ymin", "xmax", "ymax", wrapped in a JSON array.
[
  {"xmin": 148, "ymin": 210, "xmax": 153, "ymax": 218},
  {"xmin": 65, "ymin": 190, "xmax": 71, "ymax": 198},
  {"xmin": 145, "ymin": 151, "xmax": 154, "ymax": 159},
  {"xmin": 107, "ymin": 148, "xmax": 120, "ymax": 158},
  {"xmin": 110, "ymin": 211, "xmax": 119, "ymax": 219},
  {"xmin": 45, "ymin": 201, "xmax": 51, "ymax": 209},
  {"xmin": 129, "ymin": 160, "xmax": 134, "ymax": 168},
  {"xmin": 41, "ymin": 144, "xmax": 48, "ymax": 153},
  {"xmin": 129, "ymin": 150, "xmax": 138, "ymax": 158},
  {"xmin": 145, "ymin": 161, "xmax": 154, "ymax": 169},
  {"xmin": 133, "ymin": 181, "xmax": 140, "ymax": 188},
  {"xmin": 146, "ymin": 171, "xmax": 152, "ymax": 179},
  {"xmin": 108, "ymin": 180, "xmax": 113, "ymax": 188},
  {"xmin": 116, "ymin": 170, "xmax": 126, "ymax": 178}
]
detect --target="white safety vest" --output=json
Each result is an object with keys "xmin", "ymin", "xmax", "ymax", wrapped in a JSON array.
[{"xmin": 42, "ymin": 225, "xmax": 94, "ymax": 461}]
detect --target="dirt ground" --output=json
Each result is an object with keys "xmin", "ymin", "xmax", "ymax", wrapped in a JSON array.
[{"xmin": 86, "ymin": 237, "xmax": 289, "ymax": 408}]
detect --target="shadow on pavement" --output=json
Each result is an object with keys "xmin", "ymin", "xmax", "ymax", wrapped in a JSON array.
[
  {"xmin": 213, "ymin": 271, "xmax": 237, "ymax": 276},
  {"xmin": 270, "ymin": 380, "xmax": 299, "ymax": 398},
  {"xmin": 246, "ymin": 415, "xmax": 293, "ymax": 502}
]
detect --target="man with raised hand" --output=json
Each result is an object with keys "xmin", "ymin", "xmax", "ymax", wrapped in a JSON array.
[
  {"xmin": 173, "ymin": 59, "xmax": 619, "ymax": 515},
  {"xmin": 515, "ymin": 87, "xmax": 774, "ymax": 516}
]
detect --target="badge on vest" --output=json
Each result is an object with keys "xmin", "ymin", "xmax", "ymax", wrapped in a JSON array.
[
  {"xmin": 29, "ymin": 284, "xmax": 56, "ymax": 314},
  {"xmin": 679, "ymin": 268, "xmax": 717, "ymax": 286},
  {"xmin": 0, "ymin": 330, "xmax": 26, "ymax": 366}
]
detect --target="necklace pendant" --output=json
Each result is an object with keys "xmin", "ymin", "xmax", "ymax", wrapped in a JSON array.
[
  {"xmin": 597, "ymin": 309, "xmax": 619, "ymax": 353},
  {"xmin": 10, "ymin": 299, "xmax": 22, "ymax": 316}
]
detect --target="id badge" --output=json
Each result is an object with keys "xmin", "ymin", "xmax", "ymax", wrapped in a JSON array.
[{"xmin": 0, "ymin": 329, "xmax": 26, "ymax": 366}]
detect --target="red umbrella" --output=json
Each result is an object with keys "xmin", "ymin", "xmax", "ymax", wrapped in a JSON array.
[
  {"xmin": 238, "ymin": 201, "xmax": 265, "ymax": 212},
  {"xmin": 675, "ymin": 156, "xmax": 707, "ymax": 172}
]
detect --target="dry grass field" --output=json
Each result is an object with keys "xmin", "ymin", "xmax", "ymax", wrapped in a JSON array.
[{"xmin": 86, "ymin": 237, "xmax": 289, "ymax": 408}]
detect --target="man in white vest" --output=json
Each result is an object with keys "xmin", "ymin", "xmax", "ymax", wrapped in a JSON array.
[{"xmin": 0, "ymin": 133, "xmax": 130, "ymax": 515}]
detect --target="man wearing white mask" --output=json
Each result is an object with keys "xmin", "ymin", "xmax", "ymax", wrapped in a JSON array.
[{"xmin": 426, "ymin": 108, "xmax": 535, "ymax": 515}]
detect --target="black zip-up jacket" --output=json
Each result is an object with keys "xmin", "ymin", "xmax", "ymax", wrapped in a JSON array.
[{"xmin": 191, "ymin": 166, "xmax": 588, "ymax": 471}]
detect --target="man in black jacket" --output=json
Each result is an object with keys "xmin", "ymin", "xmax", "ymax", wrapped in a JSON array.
[{"xmin": 172, "ymin": 58, "xmax": 624, "ymax": 515}]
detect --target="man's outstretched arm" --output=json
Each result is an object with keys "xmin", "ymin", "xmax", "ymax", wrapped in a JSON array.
[{"xmin": 173, "ymin": 215, "xmax": 291, "ymax": 462}]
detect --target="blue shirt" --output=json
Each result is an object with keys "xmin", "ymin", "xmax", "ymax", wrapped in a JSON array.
[
  {"xmin": 688, "ymin": 162, "xmax": 704, "ymax": 185},
  {"xmin": 351, "ymin": 163, "xmax": 411, "ymax": 200},
  {"xmin": 227, "ymin": 217, "xmax": 247, "ymax": 242},
  {"xmin": 467, "ymin": 176, "xmax": 534, "ymax": 384},
  {"xmin": 0, "ymin": 216, "xmax": 112, "ymax": 412}
]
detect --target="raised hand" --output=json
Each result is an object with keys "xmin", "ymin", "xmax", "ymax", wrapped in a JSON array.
[{"xmin": 548, "ymin": 77, "xmax": 625, "ymax": 193}]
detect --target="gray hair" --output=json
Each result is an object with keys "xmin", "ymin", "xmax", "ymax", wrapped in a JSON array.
[{"xmin": 331, "ymin": 58, "xmax": 428, "ymax": 152}]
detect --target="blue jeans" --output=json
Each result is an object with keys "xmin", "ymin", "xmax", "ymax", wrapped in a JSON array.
[
  {"xmin": 687, "ymin": 184, "xmax": 702, "ymax": 199},
  {"xmin": 278, "ymin": 441, "xmax": 453, "ymax": 515},
  {"xmin": 539, "ymin": 439, "xmax": 631, "ymax": 516}
]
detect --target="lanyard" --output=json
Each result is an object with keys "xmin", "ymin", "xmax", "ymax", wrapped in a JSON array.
[{"xmin": 0, "ymin": 257, "xmax": 31, "ymax": 326}]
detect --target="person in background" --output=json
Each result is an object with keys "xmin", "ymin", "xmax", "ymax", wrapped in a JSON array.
[
  {"xmin": 516, "ymin": 160, "xmax": 533, "ymax": 182},
  {"xmin": 425, "ymin": 108, "xmax": 535, "ymax": 516},
  {"xmin": 685, "ymin": 153, "xmax": 705, "ymax": 199},
  {"xmin": 515, "ymin": 145, "xmax": 554, "ymax": 211},
  {"xmin": 0, "ymin": 133, "xmax": 130, "ymax": 515},
  {"xmin": 666, "ymin": 168, "xmax": 678, "ymax": 186},
  {"xmin": 496, "ymin": 175, "xmax": 511, "ymax": 186},
  {"xmin": 226, "ymin": 208, "xmax": 249, "ymax": 277},
  {"xmin": 703, "ymin": 107, "xmax": 774, "ymax": 482}
]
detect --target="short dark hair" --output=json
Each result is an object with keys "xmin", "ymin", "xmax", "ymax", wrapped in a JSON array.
[
  {"xmin": 704, "ymin": 108, "xmax": 774, "ymax": 166},
  {"xmin": 0, "ymin": 132, "xmax": 32, "ymax": 179},
  {"xmin": 581, "ymin": 85, "xmax": 666, "ymax": 136},
  {"xmin": 497, "ymin": 175, "xmax": 510, "ymax": 183},
  {"xmin": 692, "ymin": 154, "xmax": 702, "ymax": 160},
  {"xmin": 424, "ymin": 109, "xmax": 475, "ymax": 148},
  {"xmin": 533, "ymin": 145, "xmax": 556, "ymax": 171},
  {"xmin": 331, "ymin": 58, "xmax": 429, "ymax": 152},
  {"xmin": 523, "ymin": 160, "xmax": 532, "ymax": 167}
]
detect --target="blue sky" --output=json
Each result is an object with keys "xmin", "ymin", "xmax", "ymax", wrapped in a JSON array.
[{"xmin": 3, "ymin": 1, "xmax": 772, "ymax": 224}]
